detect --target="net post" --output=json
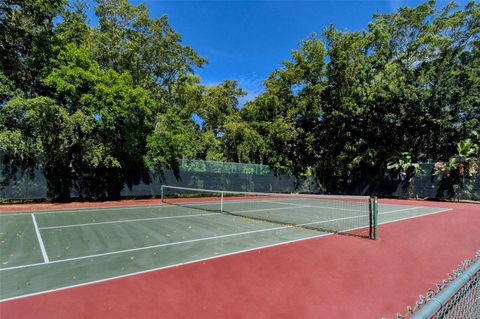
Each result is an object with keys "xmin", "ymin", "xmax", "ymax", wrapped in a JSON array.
[
  {"xmin": 369, "ymin": 197, "xmax": 373, "ymax": 239},
  {"xmin": 368, "ymin": 196, "xmax": 379, "ymax": 240},
  {"xmin": 220, "ymin": 191, "xmax": 224, "ymax": 212},
  {"xmin": 373, "ymin": 196, "xmax": 378, "ymax": 240},
  {"xmin": 161, "ymin": 185, "xmax": 164, "ymax": 203}
]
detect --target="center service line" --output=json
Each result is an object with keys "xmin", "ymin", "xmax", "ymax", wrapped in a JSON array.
[{"xmin": 31, "ymin": 213, "xmax": 50, "ymax": 263}]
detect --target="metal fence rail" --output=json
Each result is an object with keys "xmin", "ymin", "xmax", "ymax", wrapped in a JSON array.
[{"xmin": 394, "ymin": 251, "xmax": 480, "ymax": 319}]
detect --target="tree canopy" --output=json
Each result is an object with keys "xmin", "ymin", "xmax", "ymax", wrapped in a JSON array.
[{"xmin": 1, "ymin": 0, "xmax": 479, "ymax": 199}]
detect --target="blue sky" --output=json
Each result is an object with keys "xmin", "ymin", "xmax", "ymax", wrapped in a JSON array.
[{"xmin": 91, "ymin": 0, "xmax": 469, "ymax": 105}]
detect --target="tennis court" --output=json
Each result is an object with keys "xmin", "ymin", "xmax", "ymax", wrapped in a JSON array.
[{"xmin": 0, "ymin": 186, "xmax": 451, "ymax": 302}]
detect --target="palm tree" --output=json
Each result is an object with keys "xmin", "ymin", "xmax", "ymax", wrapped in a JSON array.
[{"xmin": 448, "ymin": 138, "xmax": 479, "ymax": 199}]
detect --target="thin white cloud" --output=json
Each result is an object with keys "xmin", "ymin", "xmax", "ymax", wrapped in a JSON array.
[{"xmin": 236, "ymin": 76, "xmax": 265, "ymax": 107}]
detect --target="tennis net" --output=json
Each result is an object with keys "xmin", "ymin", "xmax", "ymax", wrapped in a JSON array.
[{"xmin": 161, "ymin": 185, "xmax": 378, "ymax": 239}]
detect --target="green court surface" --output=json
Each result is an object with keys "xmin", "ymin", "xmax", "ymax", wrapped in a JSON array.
[{"xmin": 0, "ymin": 199, "xmax": 450, "ymax": 301}]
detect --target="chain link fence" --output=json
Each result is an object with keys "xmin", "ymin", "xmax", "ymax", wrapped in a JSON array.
[
  {"xmin": 178, "ymin": 159, "xmax": 272, "ymax": 175},
  {"xmin": 1, "ymin": 161, "xmax": 478, "ymax": 201},
  {"xmin": 388, "ymin": 163, "xmax": 480, "ymax": 201},
  {"xmin": 392, "ymin": 251, "xmax": 480, "ymax": 319},
  {"xmin": 0, "ymin": 160, "xmax": 299, "ymax": 200}
]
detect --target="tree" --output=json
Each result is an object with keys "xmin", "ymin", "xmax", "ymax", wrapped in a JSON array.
[
  {"xmin": 222, "ymin": 121, "xmax": 266, "ymax": 164},
  {"xmin": 0, "ymin": 0, "xmax": 65, "ymax": 95},
  {"xmin": 0, "ymin": 97, "xmax": 73, "ymax": 198},
  {"xmin": 43, "ymin": 43, "xmax": 156, "ymax": 198},
  {"xmin": 434, "ymin": 137, "xmax": 479, "ymax": 199},
  {"xmin": 243, "ymin": 0, "xmax": 479, "ymax": 193},
  {"xmin": 2, "ymin": 0, "xmax": 479, "ymax": 199},
  {"xmin": 146, "ymin": 112, "xmax": 202, "ymax": 175},
  {"xmin": 92, "ymin": 0, "xmax": 206, "ymax": 103},
  {"xmin": 197, "ymin": 80, "xmax": 245, "ymax": 135}
]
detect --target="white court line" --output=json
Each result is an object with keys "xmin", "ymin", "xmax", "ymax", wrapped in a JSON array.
[
  {"xmin": 31, "ymin": 214, "xmax": 49, "ymax": 263},
  {"xmin": 260, "ymin": 200, "xmax": 307, "ymax": 207},
  {"xmin": 0, "ymin": 211, "xmax": 370, "ymax": 273},
  {"xmin": 303, "ymin": 205, "xmax": 365, "ymax": 213},
  {"xmin": 37, "ymin": 203, "xmax": 365, "ymax": 230},
  {"xmin": 38, "ymin": 213, "xmax": 220, "ymax": 230},
  {"xmin": 0, "ymin": 206, "xmax": 453, "ymax": 302},
  {"xmin": 0, "ymin": 197, "xmax": 301, "ymax": 217},
  {"xmin": 379, "ymin": 206, "xmax": 427, "ymax": 214},
  {"xmin": 178, "ymin": 197, "xmax": 298, "ymax": 208},
  {"xmin": 233, "ymin": 206, "xmax": 312, "ymax": 214},
  {"xmin": 378, "ymin": 208, "xmax": 453, "ymax": 224},
  {"xmin": 0, "ymin": 231, "xmax": 333, "ymax": 303},
  {"xmin": 0, "ymin": 204, "xmax": 168, "ymax": 215},
  {"xmin": 29, "ymin": 200, "xmax": 424, "ymax": 233},
  {"xmin": 0, "ymin": 194, "xmax": 369, "ymax": 216},
  {"xmin": 0, "ymin": 224, "xmax": 298, "ymax": 272},
  {"xmin": 0, "ymin": 205, "xmax": 448, "ymax": 271},
  {"xmin": 40, "ymin": 206, "xmax": 314, "ymax": 230}
]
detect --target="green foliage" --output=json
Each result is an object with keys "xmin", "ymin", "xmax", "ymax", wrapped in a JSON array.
[
  {"xmin": 243, "ymin": 0, "xmax": 480, "ymax": 192},
  {"xmin": 434, "ymin": 137, "xmax": 479, "ymax": 199},
  {"xmin": 262, "ymin": 119, "xmax": 299, "ymax": 174},
  {"xmin": 0, "ymin": 96, "xmax": 73, "ymax": 197},
  {"xmin": 0, "ymin": 72, "xmax": 21, "ymax": 104},
  {"xmin": 387, "ymin": 152, "xmax": 421, "ymax": 174},
  {"xmin": 197, "ymin": 80, "xmax": 246, "ymax": 134},
  {"xmin": 92, "ymin": 0, "xmax": 206, "ymax": 103},
  {"xmin": 1, "ymin": 0, "xmax": 218, "ymax": 199},
  {"xmin": 146, "ymin": 112, "xmax": 202, "ymax": 174},
  {"xmin": 1, "ymin": 0, "xmax": 479, "ymax": 199},
  {"xmin": 222, "ymin": 121, "xmax": 266, "ymax": 164},
  {"xmin": 45, "ymin": 44, "xmax": 157, "ymax": 198},
  {"xmin": 55, "ymin": 0, "xmax": 90, "ymax": 45},
  {"xmin": 386, "ymin": 152, "xmax": 422, "ymax": 196},
  {"xmin": 0, "ymin": 0, "xmax": 66, "ymax": 95}
]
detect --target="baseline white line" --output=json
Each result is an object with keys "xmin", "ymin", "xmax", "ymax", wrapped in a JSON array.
[
  {"xmin": 302, "ymin": 205, "xmax": 365, "ymax": 213},
  {"xmin": 39, "ymin": 213, "xmax": 220, "ymax": 230},
  {"xmin": 31, "ymin": 214, "xmax": 49, "ymax": 263},
  {"xmin": 0, "ymin": 204, "xmax": 168, "ymax": 216},
  {"xmin": 232, "ymin": 206, "xmax": 313, "ymax": 214},
  {"xmin": 226, "ymin": 200, "xmax": 366, "ymax": 213},
  {"xmin": 260, "ymin": 200, "xmax": 307, "ymax": 207},
  {"xmin": 177, "ymin": 198, "xmax": 299, "ymax": 208},
  {"xmin": 379, "ymin": 206, "xmax": 426, "ymax": 214},
  {"xmin": 378, "ymin": 208, "xmax": 453, "ymax": 226},
  {"xmin": 0, "ymin": 197, "xmax": 304, "ymax": 217}
]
